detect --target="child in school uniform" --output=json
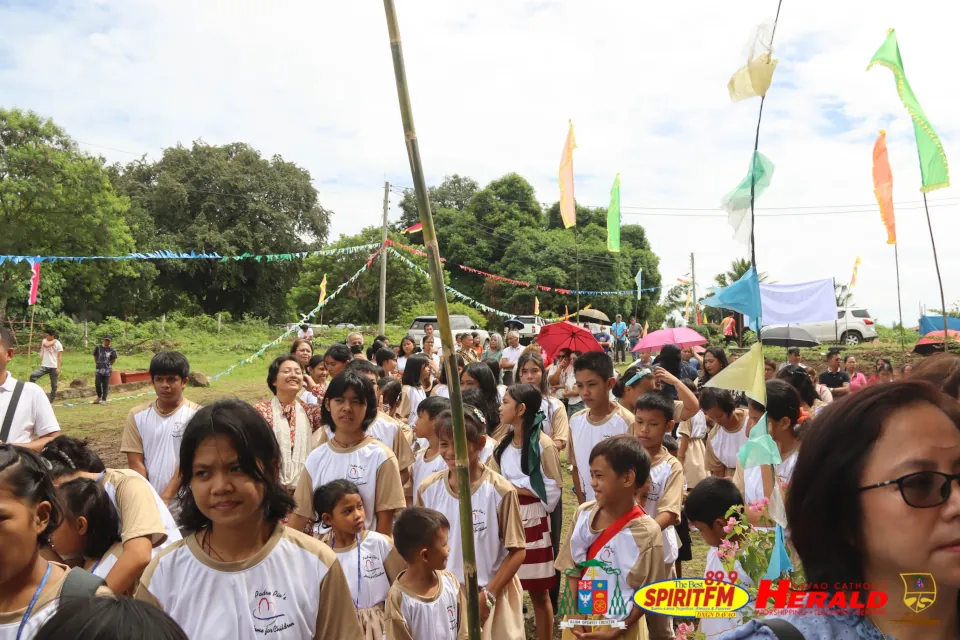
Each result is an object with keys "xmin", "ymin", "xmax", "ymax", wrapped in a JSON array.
[
  {"xmin": 568, "ymin": 352, "xmax": 637, "ymax": 504},
  {"xmin": 461, "ymin": 389, "xmax": 499, "ymax": 463},
  {"xmin": 634, "ymin": 393, "xmax": 685, "ymax": 591},
  {"xmin": 41, "ymin": 436, "xmax": 180, "ymax": 595},
  {"xmin": 50, "ymin": 478, "xmax": 125, "ymax": 587},
  {"xmin": 385, "ymin": 507, "xmax": 466, "ymax": 640},
  {"xmin": 676, "ymin": 381, "xmax": 709, "ymax": 491},
  {"xmin": 315, "ymin": 480, "xmax": 406, "ymax": 640},
  {"xmin": 397, "ymin": 355, "xmax": 432, "ymax": 427},
  {"xmin": 699, "ymin": 388, "xmax": 749, "ymax": 479},
  {"xmin": 416, "ymin": 408, "xmax": 527, "ymax": 640},
  {"xmin": 733, "ymin": 380, "xmax": 801, "ymax": 528},
  {"xmin": 556, "ymin": 435, "xmax": 673, "ymax": 640},
  {"xmin": 685, "ymin": 477, "xmax": 754, "ymax": 638},
  {"xmin": 516, "ymin": 352, "xmax": 570, "ymax": 452},
  {"xmin": 0, "ymin": 446, "xmax": 110, "ymax": 640},
  {"xmin": 488, "ymin": 384, "xmax": 562, "ymax": 640},
  {"xmin": 662, "ymin": 435, "xmax": 692, "ymax": 579},
  {"xmin": 289, "ymin": 371, "xmax": 407, "ymax": 537},
  {"xmin": 412, "ymin": 396, "xmax": 451, "ymax": 502},
  {"xmin": 343, "ymin": 360, "xmax": 416, "ymax": 485},
  {"xmin": 134, "ymin": 400, "xmax": 362, "ymax": 639}
]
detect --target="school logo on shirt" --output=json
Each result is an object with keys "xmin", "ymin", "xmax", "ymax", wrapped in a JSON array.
[
  {"xmin": 362, "ymin": 554, "xmax": 385, "ymax": 580},
  {"xmin": 172, "ymin": 421, "xmax": 185, "ymax": 441},
  {"xmin": 471, "ymin": 509, "xmax": 487, "ymax": 534},
  {"xmin": 446, "ymin": 605, "xmax": 457, "ymax": 630},
  {"xmin": 252, "ymin": 590, "xmax": 295, "ymax": 635},
  {"xmin": 347, "ymin": 464, "xmax": 368, "ymax": 486}
]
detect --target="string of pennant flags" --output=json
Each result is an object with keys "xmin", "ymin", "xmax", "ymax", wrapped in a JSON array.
[{"xmin": 0, "ymin": 243, "xmax": 381, "ymax": 266}]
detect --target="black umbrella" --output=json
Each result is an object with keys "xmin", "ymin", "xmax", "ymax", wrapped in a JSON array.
[{"xmin": 759, "ymin": 325, "xmax": 820, "ymax": 348}]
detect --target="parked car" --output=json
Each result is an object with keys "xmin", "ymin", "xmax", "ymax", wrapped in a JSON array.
[
  {"xmin": 769, "ymin": 307, "xmax": 878, "ymax": 346},
  {"xmin": 407, "ymin": 315, "xmax": 490, "ymax": 347},
  {"xmin": 512, "ymin": 316, "xmax": 546, "ymax": 345}
]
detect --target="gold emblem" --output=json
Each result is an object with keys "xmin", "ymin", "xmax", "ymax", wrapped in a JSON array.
[{"xmin": 900, "ymin": 573, "xmax": 937, "ymax": 613}]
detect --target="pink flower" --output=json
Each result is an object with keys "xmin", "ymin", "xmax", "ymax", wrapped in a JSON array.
[
  {"xmin": 676, "ymin": 622, "xmax": 694, "ymax": 640},
  {"xmin": 723, "ymin": 524, "xmax": 733, "ymax": 533},
  {"xmin": 761, "ymin": 496, "xmax": 770, "ymax": 506}
]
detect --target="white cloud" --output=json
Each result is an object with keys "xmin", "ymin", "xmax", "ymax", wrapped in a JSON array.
[{"xmin": 4, "ymin": 0, "xmax": 960, "ymax": 328}]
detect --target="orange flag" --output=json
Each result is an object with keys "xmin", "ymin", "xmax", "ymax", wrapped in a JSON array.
[
  {"xmin": 558, "ymin": 121, "xmax": 577, "ymax": 229},
  {"xmin": 873, "ymin": 130, "xmax": 896, "ymax": 244}
]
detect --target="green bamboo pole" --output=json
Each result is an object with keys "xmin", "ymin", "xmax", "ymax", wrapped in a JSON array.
[{"xmin": 380, "ymin": 3, "xmax": 481, "ymax": 638}]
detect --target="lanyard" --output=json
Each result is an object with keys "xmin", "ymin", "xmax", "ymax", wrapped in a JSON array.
[
  {"xmin": 89, "ymin": 556, "xmax": 103, "ymax": 574},
  {"xmin": 354, "ymin": 533, "xmax": 361, "ymax": 610},
  {"xmin": 16, "ymin": 563, "xmax": 51, "ymax": 640},
  {"xmin": 96, "ymin": 471, "xmax": 105, "ymax": 484}
]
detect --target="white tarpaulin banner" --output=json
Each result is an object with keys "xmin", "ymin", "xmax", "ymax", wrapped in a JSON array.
[{"xmin": 746, "ymin": 278, "xmax": 837, "ymax": 327}]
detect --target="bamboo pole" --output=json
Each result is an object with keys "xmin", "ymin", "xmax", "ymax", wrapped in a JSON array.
[{"xmin": 380, "ymin": 3, "xmax": 481, "ymax": 638}]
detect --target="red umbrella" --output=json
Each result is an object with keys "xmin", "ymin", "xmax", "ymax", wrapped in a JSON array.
[
  {"xmin": 914, "ymin": 330, "xmax": 960, "ymax": 354},
  {"xmin": 632, "ymin": 327, "xmax": 707, "ymax": 352},
  {"xmin": 538, "ymin": 321, "xmax": 603, "ymax": 361}
]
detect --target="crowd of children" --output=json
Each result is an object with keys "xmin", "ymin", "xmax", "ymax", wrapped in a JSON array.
[{"xmin": 0, "ymin": 332, "xmax": 825, "ymax": 640}]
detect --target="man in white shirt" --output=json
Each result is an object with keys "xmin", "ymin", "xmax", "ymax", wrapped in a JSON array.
[
  {"xmin": 498, "ymin": 331, "xmax": 525, "ymax": 386},
  {"xmin": 0, "ymin": 327, "xmax": 60, "ymax": 450},
  {"xmin": 29, "ymin": 327, "xmax": 63, "ymax": 402},
  {"xmin": 297, "ymin": 324, "xmax": 314, "ymax": 342}
]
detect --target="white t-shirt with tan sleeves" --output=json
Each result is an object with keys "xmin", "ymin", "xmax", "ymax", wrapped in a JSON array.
[
  {"xmin": 0, "ymin": 564, "xmax": 111, "ymax": 640},
  {"xmin": 568, "ymin": 404, "xmax": 636, "ymax": 502},
  {"xmin": 120, "ymin": 399, "xmax": 201, "ymax": 496},
  {"xmin": 135, "ymin": 525, "xmax": 362, "ymax": 640},
  {"xmin": 643, "ymin": 448, "xmax": 685, "ymax": 565},
  {"xmin": 293, "ymin": 436, "xmax": 406, "ymax": 530},
  {"xmin": 385, "ymin": 570, "xmax": 467, "ymax": 640},
  {"xmin": 99, "ymin": 468, "xmax": 181, "ymax": 553}
]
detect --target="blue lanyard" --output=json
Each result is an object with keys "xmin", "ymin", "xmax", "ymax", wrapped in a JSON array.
[
  {"xmin": 16, "ymin": 563, "xmax": 51, "ymax": 640},
  {"xmin": 96, "ymin": 471, "xmax": 105, "ymax": 484},
  {"xmin": 354, "ymin": 533, "xmax": 361, "ymax": 610},
  {"xmin": 89, "ymin": 557, "xmax": 102, "ymax": 574}
]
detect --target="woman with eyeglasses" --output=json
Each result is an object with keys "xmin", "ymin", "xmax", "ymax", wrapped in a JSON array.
[{"xmin": 725, "ymin": 381, "xmax": 960, "ymax": 640}]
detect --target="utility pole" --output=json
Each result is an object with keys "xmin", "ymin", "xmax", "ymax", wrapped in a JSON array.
[
  {"xmin": 378, "ymin": 181, "xmax": 390, "ymax": 335},
  {"xmin": 690, "ymin": 252, "xmax": 697, "ymax": 325}
]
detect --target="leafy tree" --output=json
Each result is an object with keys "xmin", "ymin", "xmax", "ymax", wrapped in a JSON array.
[
  {"xmin": 287, "ymin": 228, "xmax": 440, "ymax": 325},
  {"xmin": 111, "ymin": 142, "xmax": 330, "ymax": 321},
  {"xmin": 396, "ymin": 173, "xmax": 479, "ymax": 232},
  {"xmin": 713, "ymin": 258, "xmax": 768, "ymax": 287},
  {"xmin": 0, "ymin": 108, "xmax": 134, "ymax": 324}
]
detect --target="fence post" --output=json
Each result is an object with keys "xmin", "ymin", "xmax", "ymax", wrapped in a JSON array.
[
  {"xmin": 84, "ymin": 321, "xmax": 88, "ymax": 349},
  {"xmin": 217, "ymin": 313, "xmax": 222, "ymax": 334}
]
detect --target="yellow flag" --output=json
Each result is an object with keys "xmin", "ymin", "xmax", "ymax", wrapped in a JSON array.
[
  {"xmin": 729, "ymin": 53, "xmax": 778, "ymax": 102},
  {"xmin": 534, "ymin": 297, "xmax": 540, "ymax": 315},
  {"xmin": 558, "ymin": 120, "xmax": 577, "ymax": 229},
  {"xmin": 705, "ymin": 342, "xmax": 766, "ymax": 404},
  {"xmin": 318, "ymin": 274, "xmax": 328, "ymax": 305}
]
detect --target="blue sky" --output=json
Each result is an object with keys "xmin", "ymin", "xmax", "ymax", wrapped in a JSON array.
[{"xmin": 3, "ymin": 0, "xmax": 960, "ymax": 327}]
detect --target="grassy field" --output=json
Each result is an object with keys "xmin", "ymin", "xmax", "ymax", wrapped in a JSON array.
[{"xmin": 18, "ymin": 327, "xmax": 918, "ymax": 638}]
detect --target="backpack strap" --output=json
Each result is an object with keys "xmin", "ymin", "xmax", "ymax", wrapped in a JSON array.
[
  {"xmin": 761, "ymin": 619, "xmax": 805, "ymax": 640},
  {"xmin": 60, "ymin": 568, "xmax": 105, "ymax": 599},
  {"xmin": 0, "ymin": 381, "xmax": 25, "ymax": 443}
]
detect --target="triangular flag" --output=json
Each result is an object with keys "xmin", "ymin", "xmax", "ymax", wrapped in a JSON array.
[
  {"xmin": 558, "ymin": 120, "xmax": 577, "ymax": 229},
  {"xmin": 27, "ymin": 263, "xmax": 41, "ymax": 306},
  {"xmin": 763, "ymin": 524, "xmax": 794, "ymax": 580},
  {"xmin": 607, "ymin": 174, "xmax": 621, "ymax": 252},
  {"xmin": 873, "ymin": 131, "xmax": 897, "ymax": 244},
  {"xmin": 402, "ymin": 222, "xmax": 423, "ymax": 234},
  {"xmin": 705, "ymin": 342, "xmax": 766, "ymax": 403},
  {"xmin": 318, "ymin": 274, "xmax": 328, "ymax": 305},
  {"xmin": 737, "ymin": 412, "xmax": 782, "ymax": 469},
  {"xmin": 701, "ymin": 267, "xmax": 762, "ymax": 330}
]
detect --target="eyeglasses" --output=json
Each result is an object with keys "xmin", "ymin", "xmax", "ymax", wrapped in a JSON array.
[{"xmin": 859, "ymin": 471, "xmax": 960, "ymax": 508}]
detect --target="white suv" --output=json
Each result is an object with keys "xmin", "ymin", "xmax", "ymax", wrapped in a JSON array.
[
  {"xmin": 513, "ymin": 316, "xmax": 546, "ymax": 345},
  {"xmin": 790, "ymin": 307, "xmax": 878, "ymax": 346}
]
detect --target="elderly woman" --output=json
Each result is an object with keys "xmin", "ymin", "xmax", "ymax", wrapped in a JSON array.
[
  {"xmin": 726, "ymin": 381, "xmax": 960, "ymax": 639},
  {"xmin": 483, "ymin": 332, "xmax": 505, "ymax": 365},
  {"xmin": 290, "ymin": 338, "xmax": 317, "ymax": 393},
  {"xmin": 253, "ymin": 355, "xmax": 324, "ymax": 493}
]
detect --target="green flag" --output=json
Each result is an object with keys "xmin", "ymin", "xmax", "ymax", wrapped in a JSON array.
[
  {"xmin": 868, "ymin": 29, "xmax": 949, "ymax": 192},
  {"xmin": 607, "ymin": 173, "xmax": 621, "ymax": 252}
]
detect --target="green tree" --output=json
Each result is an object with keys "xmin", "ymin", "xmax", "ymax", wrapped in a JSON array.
[
  {"xmin": 713, "ymin": 258, "xmax": 768, "ymax": 287},
  {"xmin": 287, "ymin": 228, "xmax": 439, "ymax": 325},
  {"xmin": 397, "ymin": 173, "xmax": 479, "ymax": 231},
  {"xmin": 111, "ymin": 142, "xmax": 331, "ymax": 321},
  {"xmin": 0, "ymin": 108, "xmax": 134, "ymax": 323}
]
